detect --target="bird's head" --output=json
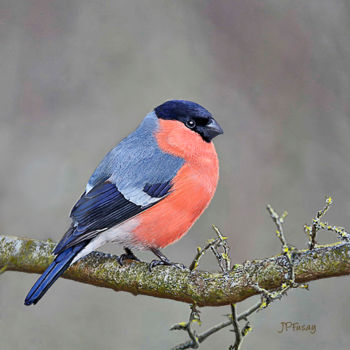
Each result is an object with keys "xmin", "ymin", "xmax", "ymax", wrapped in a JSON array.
[{"xmin": 154, "ymin": 100, "xmax": 223, "ymax": 143}]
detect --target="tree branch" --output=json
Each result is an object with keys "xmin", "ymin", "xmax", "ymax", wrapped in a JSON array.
[{"xmin": 1, "ymin": 235, "xmax": 350, "ymax": 307}]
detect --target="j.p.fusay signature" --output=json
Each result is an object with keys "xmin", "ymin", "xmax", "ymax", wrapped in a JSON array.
[{"xmin": 277, "ymin": 321, "xmax": 316, "ymax": 334}]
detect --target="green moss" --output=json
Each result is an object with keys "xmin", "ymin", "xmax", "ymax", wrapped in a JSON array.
[{"xmin": 1, "ymin": 235, "xmax": 350, "ymax": 307}]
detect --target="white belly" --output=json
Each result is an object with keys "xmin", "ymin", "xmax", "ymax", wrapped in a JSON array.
[{"xmin": 71, "ymin": 218, "xmax": 139, "ymax": 264}]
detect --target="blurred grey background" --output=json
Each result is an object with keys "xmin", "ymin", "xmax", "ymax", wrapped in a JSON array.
[{"xmin": 1, "ymin": 1, "xmax": 350, "ymax": 349}]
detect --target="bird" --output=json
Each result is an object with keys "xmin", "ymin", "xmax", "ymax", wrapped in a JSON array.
[{"xmin": 24, "ymin": 100, "xmax": 223, "ymax": 305}]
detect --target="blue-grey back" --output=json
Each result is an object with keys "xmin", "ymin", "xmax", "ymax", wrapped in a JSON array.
[{"xmin": 87, "ymin": 111, "xmax": 184, "ymax": 203}]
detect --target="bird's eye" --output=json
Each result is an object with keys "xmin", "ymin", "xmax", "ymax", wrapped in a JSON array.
[{"xmin": 185, "ymin": 119, "xmax": 196, "ymax": 129}]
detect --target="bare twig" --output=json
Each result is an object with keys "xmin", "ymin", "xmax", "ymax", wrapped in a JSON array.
[
  {"xmin": 229, "ymin": 304, "xmax": 242, "ymax": 350},
  {"xmin": 305, "ymin": 197, "xmax": 333, "ymax": 249},
  {"xmin": 173, "ymin": 226, "xmax": 256, "ymax": 350},
  {"xmin": 266, "ymin": 205, "xmax": 298, "ymax": 288},
  {"xmin": 305, "ymin": 197, "xmax": 350, "ymax": 246},
  {"xmin": 171, "ymin": 304, "xmax": 201, "ymax": 349},
  {"xmin": 322, "ymin": 224, "xmax": 350, "ymax": 242},
  {"xmin": 212, "ymin": 225, "xmax": 231, "ymax": 272},
  {"xmin": 171, "ymin": 301, "xmax": 261, "ymax": 350},
  {"xmin": 189, "ymin": 238, "xmax": 219, "ymax": 271}
]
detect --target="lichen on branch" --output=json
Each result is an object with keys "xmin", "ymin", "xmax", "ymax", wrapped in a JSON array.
[{"xmin": 1, "ymin": 235, "xmax": 349, "ymax": 307}]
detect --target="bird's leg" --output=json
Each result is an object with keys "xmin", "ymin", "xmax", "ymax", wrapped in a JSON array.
[
  {"xmin": 117, "ymin": 247, "xmax": 140, "ymax": 266},
  {"xmin": 149, "ymin": 248, "xmax": 186, "ymax": 271}
]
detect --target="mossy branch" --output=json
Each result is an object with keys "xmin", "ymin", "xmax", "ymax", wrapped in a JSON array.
[{"xmin": 1, "ymin": 235, "xmax": 350, "ymax": 307}]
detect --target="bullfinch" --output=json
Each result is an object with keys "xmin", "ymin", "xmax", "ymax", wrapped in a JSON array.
[{"xmin": 24, "ymin": 100, "xmax": 223, "ymax": 305}]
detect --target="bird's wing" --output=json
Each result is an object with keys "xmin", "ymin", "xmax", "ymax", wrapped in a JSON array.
[
  {"xmin": 53, "ymin": 179, "xmax": 173, "ymax": 255},
  {"xmin": 54, "ymin": 113, "xmax": 185, "ymax": 255}
]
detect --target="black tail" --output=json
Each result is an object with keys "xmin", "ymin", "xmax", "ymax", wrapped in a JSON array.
[{"xmin": 24, "ymin": 241, "xmax": 88, "ymax": 305}]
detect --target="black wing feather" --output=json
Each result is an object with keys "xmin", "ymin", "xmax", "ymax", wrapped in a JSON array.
[
  {"xmin": 143, "ymin": 181, "xmax": 172, "ymax": 198},
  {"xmin": 54, "ymin": 180, "xmax": 171, "ymax": 255}
]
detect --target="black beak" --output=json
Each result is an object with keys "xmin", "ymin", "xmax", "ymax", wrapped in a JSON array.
[{"xmin": 205, "ymin": 118, "xmax": 223, "ymax": 141}]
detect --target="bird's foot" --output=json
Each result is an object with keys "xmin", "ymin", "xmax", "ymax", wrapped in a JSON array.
[
  {"xmin": 148, "ymin": 248, "xmax": 187, "ymax": 271},
  {"xmin": 148, "ymin": 260, "xmax": 187, "ymax": 271},
  {"xmin": 149, "ymin": 258, "xmax": 171, "ymax": 271},
  {"xmin": 117, "ymin": 247, "xmax": 140, "ymax": 266}
]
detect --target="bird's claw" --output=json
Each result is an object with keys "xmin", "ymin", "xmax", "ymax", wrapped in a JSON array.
[
  {"xmin": 148, "ymin": 260, "xmax": 187, "ymax": 271},
  {"xmin": 149, "ymin": 259, "xmax": 170, "ymax": 270},
  {"xmin": 148, "ymin": 247, "xmax": 187, "ymax": 271},
  {"xmin": 117, "ymin": 248, "xmax": 140, "ymax": 266}
]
